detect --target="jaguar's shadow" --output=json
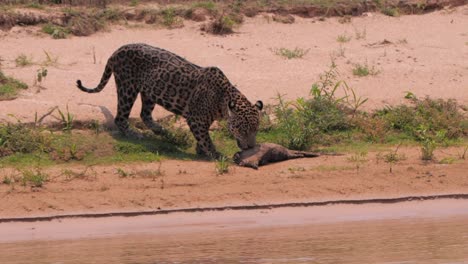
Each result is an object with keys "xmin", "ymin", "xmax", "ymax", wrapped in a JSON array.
[
  {"xmin": 82, "ymin": 103, "xmax": 200, "ymax": 160},
  {"xmin": 110, "ymin": 129, "xmax": 200, "ymax": 161}
]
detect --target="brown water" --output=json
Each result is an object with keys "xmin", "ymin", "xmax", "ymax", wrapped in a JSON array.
[{"xmin": 1, "ymin": 200, "xmax": 468, "ymax": 263}]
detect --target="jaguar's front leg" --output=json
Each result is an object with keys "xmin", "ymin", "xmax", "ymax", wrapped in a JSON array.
[{"xmin": 187, "ymin": 119, "xmax": 221, "ymax": 159}]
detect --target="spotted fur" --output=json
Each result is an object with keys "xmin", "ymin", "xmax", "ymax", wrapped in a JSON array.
[{"xmin": 76, "ymin": 43, "xmax": 263, "ymax": 158}]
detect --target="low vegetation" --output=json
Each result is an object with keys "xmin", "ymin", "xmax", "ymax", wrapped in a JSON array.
[
  {"xmin": 352, "ymin": 62, "xmax": 379, "ymax": 77},
  {"xmin": 20, "ymin": 168, "xmax": 48, "ymax": 187},
  {"xmin": 42, "ymin": 23, "xmax": 70, "ymax": 39},
  {"xmin": 0, "ymin": 71, "xmax": 28, "ymax": 101},
  {"xmin": 0, "ymin": 113, "xmax": 195, "ymax": 168},
  {"xmin": 0, "ymin": 59, "xmax": 466, "ymax": 172},
  {"xmin": 336, "ymin": 34, "xmax": 351, "ymax": 43},
  {"xmin": 192, "ymin": 1, "xmax": 217, "ymax": 13},
  {"xmin": 378, "ymin": 144, "xmax": 406, "ymax": 173},
  {"xmin": 381, "ymin": 7, "xmax": 400, "ymax": 17},
  {"xmin": 161, "ymin": 7, "xmax": 184, "ymax": 28},
  {"xmin": 200, "ymin": 13, "xmax": 241, "ymax": 35},
  {"xmin": 35, "ymin": 67, "xmax": 48, "ymax": 87},
  {"xmin": 15, "ymin": 54, "xmax": 33, "ymax": 67},
  {"xmin": 253, "ymin": 64, "xmax": 467, "ymax": 159},
  {"xmin": 215, "ymin": 156, "xmax": 229, "ymax": 175},
  {"xmin": 272, "ymin": 47, "xmax": 309, "ymax": 59}
]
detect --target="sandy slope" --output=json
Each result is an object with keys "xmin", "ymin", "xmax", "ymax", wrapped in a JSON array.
[{"xmin": 1, "ymin": 146, "xmax": 467, "ymax": 218}]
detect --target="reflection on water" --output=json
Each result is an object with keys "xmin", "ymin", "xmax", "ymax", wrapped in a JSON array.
[{"xmin": 1, "ymin": 216, "xmax": 468, "ymax": 263}]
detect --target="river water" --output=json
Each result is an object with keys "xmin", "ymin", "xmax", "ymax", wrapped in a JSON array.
[{"xmin": 1, "ymin": 200, "xmax": 468, "ymax": 263}]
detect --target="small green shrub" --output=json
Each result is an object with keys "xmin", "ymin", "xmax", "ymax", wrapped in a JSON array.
[
  {"xmin": 381, "ymin": 144, "xmax": 406, "ymax": 172},
  {"xmin": 274, "ymin": 92, "xmax": 348, "ymax": 150},
  {"xmin": 99, "ymin": 7, "xmax": 125, "ymax": 22},
  {"xmin": 382, "ymin": 7, "xmax": 400, "ymax": 17},
  {"xmin": 35, "ymin": 67, "xmax": 48, "ymax": 86},
  {"xmin": 0, "ymin": 122, "xmax": 50, "ymax": 157},
  {"xmin": 274, "ymin": 64, "xmax": 354, "ymax": 150},
  {"xmin": 116, "ymin": 167, "xmax": 132, "ymax": 178},
  {"xmin": 193, "ymin": 1, "xmax": 217, "ymax": 13},
  {"xmin": 161, "ymin": 7, "xmax": 179, "ymax": 27},
  {"xmin": 201, "ymin": 13, "xmax": 239, "ymax": 34},
  {"xmin": 2, "ymin": 175, "xmax": 13, "ymax": 185},
  {"xmin": 439, "ymin": 157, "xmax": 457, "ymax": 164},
  {"xmin": 134, "ymin": 8, "xmax": 159, "ymax": 23},
  {"xmin": 420, "ymin": 137, "xmax": 436, "ymax": 161},
  {"xmin": 15, "ymin": 54, "xmax": 33, "ymax": 67},
  {"xmin": 352, "ymin": 62, "xmax": 379, "ymax": 77},
  {"xmin": 50, "ymin": 140, "xmax": 85, "ymax": 162},
  {"xmin": 42, "ymin": 23, "xmax": 69, "ymax": 39},
  {"xmin": 352, "ymin": 114, "xmax": 387, "ymax": 142},
  {"xmin": 272, "ymin": 47, "xmax": 309, "ymax": 59},
  {"xmin": 347, "ymin": 151, "xmax": 368, "ymax": 172},
  {"xmin": 21, "ymin": 169, "xmax": 48, "ymax": 188},
  {"xmin": 347, "ymin": 151, "xmax": 368, "ymax": 163},
  {"xmin": 59, "ymin": 8, "xmax": 112, "ymax": 37},
  {"xmin": 57, "ymin": 105, "xmax": 74, "ymax": 132},
  {"xmin": 0, "ymin": 71, "xmax": 28, "ymax": 101},
  {"xmin": 377, "ymin": 97, "xmax": 465, "ymax": 140},
  {"xmin": 336, "ymin": 34, "xmax": 351, "ymax": 43},
  {"xmin": 215, "ymin": 156, "xmax": 229, "ymax": 175},
  {"xmin": 129, "ymin": 0, "xmax": 139, "ymax": 7}
]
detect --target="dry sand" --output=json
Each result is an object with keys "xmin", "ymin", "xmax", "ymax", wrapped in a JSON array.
[{"xmin": 0, "ymin": 6, "xmax": 467, "ymax": 219}]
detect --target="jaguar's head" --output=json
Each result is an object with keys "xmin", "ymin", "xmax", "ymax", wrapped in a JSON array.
[{"xmin": 227, "ymin": 99, "xmax": 263, "ymax": 150}]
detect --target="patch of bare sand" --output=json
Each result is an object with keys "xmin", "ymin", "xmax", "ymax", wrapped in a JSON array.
[
  {"xmin": 0, "ymin": 146, "xmax": 467, "ymax": 218},
  {"xmin": 0, "ymin": 7, "xmax": 467, "ymax": 124}
]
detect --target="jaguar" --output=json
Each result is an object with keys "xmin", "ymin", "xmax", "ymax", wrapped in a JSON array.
[{"xmin": 76, "ymin": 43, "xmax": 263, "ymax": 158}]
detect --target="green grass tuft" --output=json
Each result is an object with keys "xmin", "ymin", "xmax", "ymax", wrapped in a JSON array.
[
  {"xmin": 336, "ymin": 34, "xmax": 351, "ymax": 43},
  {"xmin": 382, "ymin": 7, "xmax": 400, "ymax": 17},
  {"xmin": 352, "ymin": 62, "xmax": 379, "ymax": 77},
  {"xmin": 161, "ymin": 7, "xmax": 181, "ymax": 28},
  {"xmin": 15, "ymin": 54, "xmax": 33, "ymax": 67},
  {"xmin": 20, "ymin": 169, "xmax": 48, "ymax": 187},
  {"xmin": 192, "ymin": 1, "xmax": 217, "ymax": 12},
  {"xmin": 0, "ymin": 71, "xmax": 28, "ymax": 101},
  {"xmin": 215, "ymin": 156, "xmax": 230, "ymax": 175},
  {"xmin": 272, "ymin": 47, "xmax": 310, "ymax": 59},
  {"xmin": 42, "ymin": 23, "xmax": 69, "ymax": 39}
]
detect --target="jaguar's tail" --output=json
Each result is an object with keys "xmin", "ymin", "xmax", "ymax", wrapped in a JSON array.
[{"xmin": 76, "ymin": 60, "xmax": 113, "ymax": 93}]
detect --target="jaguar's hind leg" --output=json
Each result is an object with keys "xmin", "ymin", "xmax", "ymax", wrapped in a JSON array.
[
  {"xmin": 140, "ymin": 93, "xmax": 168, "ymax": 136},
  {"xmin": 114, "ymin": 78, "xmax": 141, "ymax": 138}
]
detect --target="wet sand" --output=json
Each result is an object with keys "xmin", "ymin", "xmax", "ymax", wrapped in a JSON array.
[{"xmin": 1, "ymin": 198, "xmax": 468, "ymax": 243}]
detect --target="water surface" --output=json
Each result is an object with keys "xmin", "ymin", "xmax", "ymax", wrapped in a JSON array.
[{"xmin": 1, "ymin": 200, "xmax": 468, "ymax": 263}]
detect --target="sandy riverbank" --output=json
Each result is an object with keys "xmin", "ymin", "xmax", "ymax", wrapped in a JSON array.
[{"xmin": 0, "ymin": 5, "xmax": 467, "ymax": 219}]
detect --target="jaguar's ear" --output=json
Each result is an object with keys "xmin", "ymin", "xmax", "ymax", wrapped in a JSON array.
[{"xmin": 255, "ymin": 100, "xmax": 263, "ymax": 111}]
